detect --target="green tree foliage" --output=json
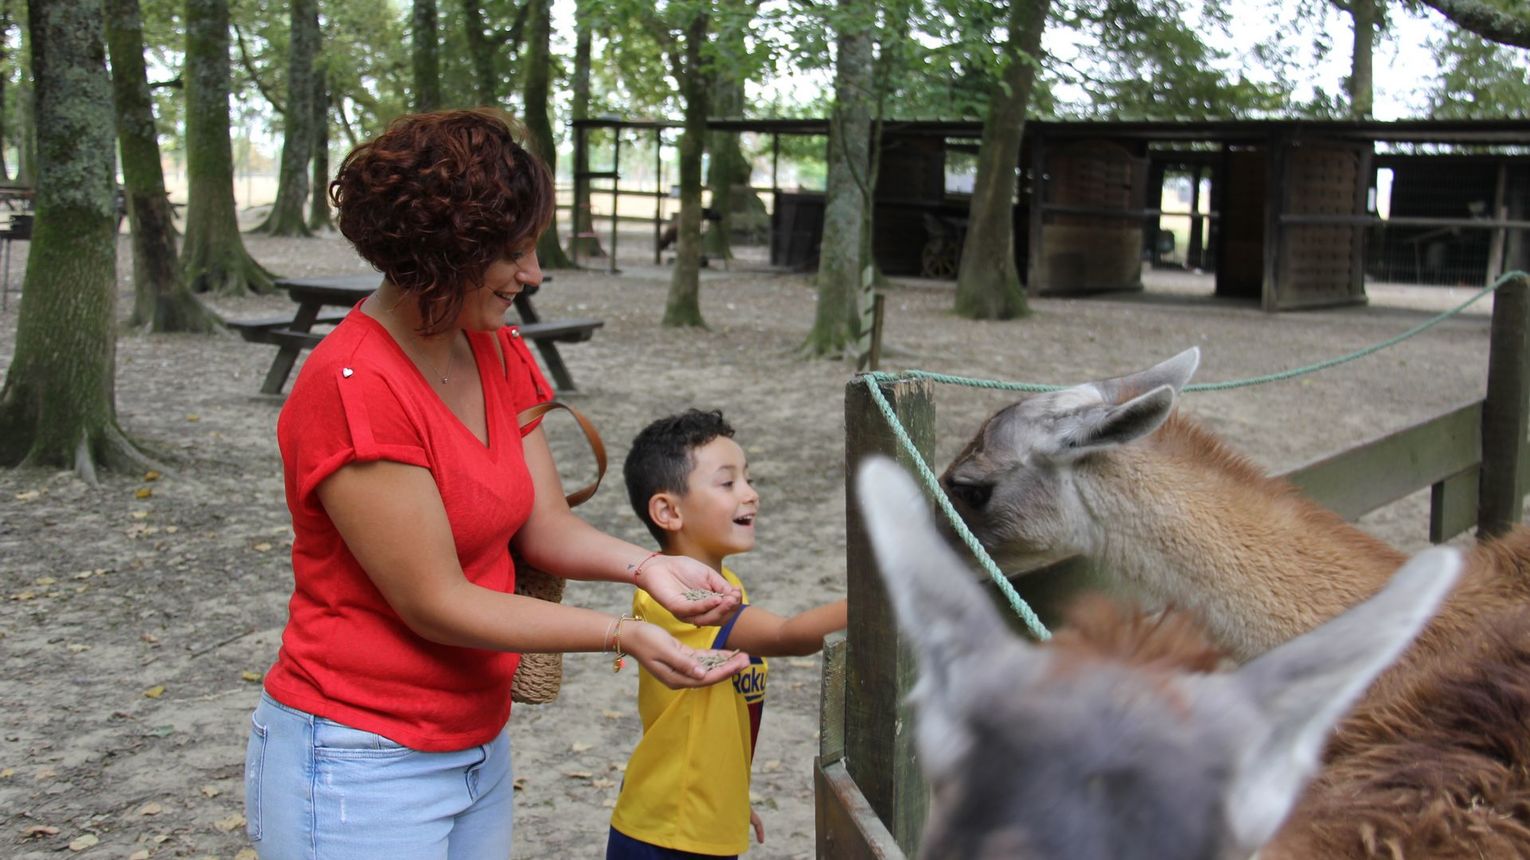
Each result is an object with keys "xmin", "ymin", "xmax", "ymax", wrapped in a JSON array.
[
  {"xmin": 1415, "ymin": 0, "xmax": 1530, "ymax": 49},
  {"xmin": 1054, "ymin": 0, "xmax": 1286, "ymax": 118},
  {"xmin": 1426, "ymin": 26, "xmax": 1530, "ymax": 116}
]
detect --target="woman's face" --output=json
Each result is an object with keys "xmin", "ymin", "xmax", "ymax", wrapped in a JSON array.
[{"xmin": 460, "ymin": 241, "xmax": 543, "ymax": 331}]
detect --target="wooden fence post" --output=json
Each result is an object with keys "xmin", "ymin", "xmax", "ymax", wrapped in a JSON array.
[
  {"xmin": 1479, "ymin": 273, "xmax": 1530, "ymax": 537},
  {"xmin": 842, "ymin": 375, "xmax": 932, "ymax": 855}
]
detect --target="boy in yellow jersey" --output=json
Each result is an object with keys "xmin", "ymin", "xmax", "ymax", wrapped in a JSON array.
[{"xmin": 607, "ymin": 409, "xmax": 847, "ymax": 859}]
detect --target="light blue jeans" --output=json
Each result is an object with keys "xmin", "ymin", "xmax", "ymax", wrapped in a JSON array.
[{"xmin": 244, "ymin": 692, "xmax": 513, "ymax": 859}]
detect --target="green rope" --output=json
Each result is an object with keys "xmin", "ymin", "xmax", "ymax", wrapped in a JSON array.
[
  {"xmin": 862, "ymin": 377, "xmax": 1051, "ymax": 640},
  {"xmin": 861, "ymin": 269, "xmax": 1528, "ymax": 635}
]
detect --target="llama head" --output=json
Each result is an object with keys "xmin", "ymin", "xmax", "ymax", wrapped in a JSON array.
[
  {"xmin": 940, "ymin": 348, "xmax": 1200, "ymax": 568},
  {"xmin": 856, "ymin": 457, "xmax": 1459, "ymax": 860}
]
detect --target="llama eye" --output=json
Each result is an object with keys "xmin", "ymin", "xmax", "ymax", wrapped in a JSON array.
[{"xmin": 945, "ymin": 480, "xmax": 992, "ymax": 509}]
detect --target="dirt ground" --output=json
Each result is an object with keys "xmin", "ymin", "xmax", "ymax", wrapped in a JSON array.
[{"xmin": 0, "ymin": 228, "xmax": 1506, "ymax": 860}]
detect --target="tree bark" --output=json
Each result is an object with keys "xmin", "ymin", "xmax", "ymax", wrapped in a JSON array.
[
  {"xmin": 308, "ymin": 65, "xmax": 331, "ymax": 231},
  {"xmin": 1417, "ymin": 0, "xmax": 1530, "ymax": 49},
  {"xmin": 805, "ymin": 0, "xmax": 873, "ymax": 356},
  {"xmin": 702, "ymin": 5, "xmax": 760, "ymax": 262},
  {"xmin": 1, "ymin": 0, "xmax": 153, "ymax": 477},
  {"xmin": 0, "ymin": 8, "xmax": 11, "ymax": 182},
  {"xmin": 663, "ymin": 9, "xmax": 710, "ymax": 328},
  {"xmin": 522, "ymin": 0, "xmax": 572, "ymax": 268},
  {"xmin": 953, "ymin": 0, "xmax": 1050, "ymax": 321},
  {"xmin": 256, "ymin": 0, "xmax": 317, "ymax": 236},
  {"xmin": 181, "ymin": 0, "xmax": 273, "ymax": 295},
  {"xmin": 105, "ymin": 0, "xmax": 218, "ymax": 332},
  {"xmin": 462, "ymin": 0, "xmax": 498, "ymax": 106},
  {"xmin": 1348, "ymin": 0, "xmax": 1378, "ymax": 118},
  {"xmin": 566, "ymin": 0, "xmax": 603, "ymax": 259},
  {"xmin": 411, "ymin": 0, "xmax": 441, "ymax": 112}
]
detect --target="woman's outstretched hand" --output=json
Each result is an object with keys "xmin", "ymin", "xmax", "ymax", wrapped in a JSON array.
[
  {"xmin": 625, "ymin": 621, "xmax": 751, "ymax": 688},
  {"xmin": 638, "ymin": 554, "xmax": 743, "ymax": 627}
]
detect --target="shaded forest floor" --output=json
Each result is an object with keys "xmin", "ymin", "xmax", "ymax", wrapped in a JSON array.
[{"xmin": 0, "ymin": 228, "xmax": 1506, "ymax": 858}]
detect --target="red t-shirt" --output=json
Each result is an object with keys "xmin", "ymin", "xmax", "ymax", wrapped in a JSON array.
[{"xmin": 264, "ymin": 305, "xmax": 553, "ymax": 751}]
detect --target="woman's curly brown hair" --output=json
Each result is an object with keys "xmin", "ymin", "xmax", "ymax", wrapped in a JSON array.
[{"xmin": 330, "ymin": 108, "xmax": 555, "ymax": 334}]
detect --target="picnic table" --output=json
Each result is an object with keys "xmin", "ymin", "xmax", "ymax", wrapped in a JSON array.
[{"xmin": 230, "ymin": 273, "xmax": 604, "ymax": 395}]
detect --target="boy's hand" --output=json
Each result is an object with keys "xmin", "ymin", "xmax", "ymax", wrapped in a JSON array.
[
  {"xmin": 627, "ymin": 621, "xmax": 751, "ymax": 687},
  {"xmin": 638, "ymin": 555, "xmax": 742, "ymax": 626},
  {"xmin": 750, "ymin": 808, "xmax": 765, "ymax": 844}
]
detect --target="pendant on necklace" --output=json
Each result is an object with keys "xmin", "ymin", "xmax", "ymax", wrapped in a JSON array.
[{"xmin": 440, "ymin": 375, "xmax": 449, "ymax": 384}]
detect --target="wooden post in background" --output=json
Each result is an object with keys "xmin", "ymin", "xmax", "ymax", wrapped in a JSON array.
[
  {"xmin": 1479, "ymin": 273, "xmax": 1530, "ymax": 537},
  {"xmin": 842, "ymin": 376, "xmax": 932, "ymax": 855}
]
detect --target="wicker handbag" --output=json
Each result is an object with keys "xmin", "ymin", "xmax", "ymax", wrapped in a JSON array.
[{"xmin": 509, "ymin": 400, "xmax": 607, "ymax": 705}]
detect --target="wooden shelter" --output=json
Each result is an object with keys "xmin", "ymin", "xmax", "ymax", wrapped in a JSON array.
[{"xmin": 570, "ymin": 117, "xmax": 1530, "ymax": 311}]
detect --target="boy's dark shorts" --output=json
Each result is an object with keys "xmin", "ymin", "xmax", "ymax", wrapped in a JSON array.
[{"xmin": 606, "ymin": 826, "xmax": 736, "ymax": 859}]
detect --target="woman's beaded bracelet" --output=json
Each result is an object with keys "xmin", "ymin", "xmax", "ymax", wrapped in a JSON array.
[
  {"xmin": 609, "ymin": 613, "xmax": 640, "ymax": 673},
  {"xmin": 630, "ymin": 551, "xmax": 662, "ymax": 581}
]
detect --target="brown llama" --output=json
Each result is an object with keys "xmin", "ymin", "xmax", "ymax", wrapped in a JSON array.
[
  {"xmin": 854, "ymin": 457, "xmax": 1458, "ymax": 860},
  {"xmin": 939, "ymin": 347, "xmax": 1530, "ymax": 858}
]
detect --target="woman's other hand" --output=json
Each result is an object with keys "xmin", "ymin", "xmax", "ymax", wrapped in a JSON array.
[
  {"xmin": 639, "ymin": 555, "xmax": 742, "ymax": 626},
  {"xmin": 625, "ymin": 621, "xmax": 750, "ymax": 687}
]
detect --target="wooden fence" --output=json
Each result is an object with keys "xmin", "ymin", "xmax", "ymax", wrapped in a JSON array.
[{"xmin": 816, "ymin": 274, "xmax": 1530, "ymax": 857}]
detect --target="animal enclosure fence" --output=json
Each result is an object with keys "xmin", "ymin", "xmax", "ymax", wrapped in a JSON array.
[{"xmin": 817, "ymin": 272, "xmax": 1530, "ymax": 858}]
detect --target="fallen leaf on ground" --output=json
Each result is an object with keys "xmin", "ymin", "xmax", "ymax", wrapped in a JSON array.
[
  {"xmin": 143, "ymin": 685, "xmax": 166, "ymax": 699},
  {"xmin": 570, "ymin": 741, "xmax": 592, "ymax": 753},
  {"xmin": 241, "ymin": 671, "xmax": 263, "ymax": 683},
  {"xmin": 252, "ymin": 542, "xmax": 272, "ymax": 552},
  {"xmin": 35, "ymin": 576, "xmax": 55, "ymax": 586},
  {"xmin": 14, "ymin": 490, "xmax": 40, "ymax": 501},
  {"xmin": 144, "ymin": 471, "xmax": 161, "ymax": 482},
  {"xmin": 22, "ymin": 824, "xmax": 60, "ymax": 838},
  {"xmin": 214, "ymin": 813, "xmax": 245, "ymax": 832},
  {"xmin": 200, "ymin": 785, "xmax": 221, "ymax": 798},
  {"xmin": 135, "ymin": 487, "xmax": 153, "ymax": 499},
  {"xmin": 68, "ymin": 833, "xmax": 99, "ymax": 851},
  {"xmin": 128, "ymin": 851, "xmax": 150, "ymax": 860},
  {"xmin": 185, "ymin": 414, "xmax": 200, "ymax": 422},
  {"xmin": 564, "ymin": 771, "xmax": 593, "ymax": 780},
  {"xmin": 137, "ymin": 801, "xmax": 163, "ymax": 815},
  {"xmin": 0, "ymin": 767, "xmax": 14, "ymax": 778}
]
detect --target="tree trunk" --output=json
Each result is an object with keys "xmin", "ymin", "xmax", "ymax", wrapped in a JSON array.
[
  {"xmin": 566, "ymin": 0, "xmax": 603, "ymax": 259},
  {"xmin": 14, "ymin": 21, "xmax": 36, "ymax": 186},
  {"xmin": 0, "ymin": 8, "xmax": 11, "ymax": 182},
  {"xmin": 182, "ymin": 0, "xmax": 273, "ymax": 295},
  {"xmin": 953, "ymin": 0, "xmax": 1049, "ymax": 321},
  {"xmin": 701, "ymin": 8, "xmax": 757, "ymax": 262},
  {"xmin": 522, "ymin": 0, "xmax": 572, "ymax": 268},
  {"xmin": 1, "ymin": 0, "xmax": 153, "ymax": 477},
  {"xmin": 256, "ymin": 0, "xmax": 317, "ymax": 236},
  {"xmin": 1348, "ymin": 0, "xmax": 1378, "ymax": 118},
  {"xmin": 663, "ymin": 10, "xmax": 710, "ymax": 328},
  {"xmin": 106, "ymin": 0, "xmax": 218, "ymax": 332},
  {"xmin": 805, "ymin": 0, "xmax": 873, "ymax": 356},
  {"xmin": 411, "ymin": 0, "xmax": 440, "ymax": 112},
  {"xmin": 462, "ymin": 0, "xmax": 498, "ymax": 106},
  {"xmin": 308, "ymin": 65, "xmax": 331, "ymax": 231}
]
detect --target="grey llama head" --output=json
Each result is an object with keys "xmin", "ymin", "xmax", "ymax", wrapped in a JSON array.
[{"xmin": 855, "ymin": 456, "xmax": 1458, "ymax": 860}]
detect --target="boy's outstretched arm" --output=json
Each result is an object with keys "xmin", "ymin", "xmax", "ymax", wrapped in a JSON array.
[{"xmin": 725, "ymin": 598, "xmax": 847, "ymax": 657}]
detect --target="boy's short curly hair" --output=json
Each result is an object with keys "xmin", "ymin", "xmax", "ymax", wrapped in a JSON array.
[
  {"xmin": 624, "ymin": 409, "xmax": 736, "ymax": 545},
  {"xmin": 330, "ymin": 108, "xmax": 554, "ymax": 334}
]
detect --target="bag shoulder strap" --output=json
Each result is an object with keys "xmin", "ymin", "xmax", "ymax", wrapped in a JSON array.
[{"xmin": 517, "ymin": 400, "xmax": 606, "ymax": 507}]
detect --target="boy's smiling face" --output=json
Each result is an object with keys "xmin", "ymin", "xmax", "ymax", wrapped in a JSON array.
[{"xmin": 667, "ymin": 435, "xmax": 758, "ymax": 570}]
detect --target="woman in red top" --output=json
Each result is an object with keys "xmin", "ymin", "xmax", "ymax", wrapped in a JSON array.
[{"xmin": 243, "ymin": 108, "xmax": 748, "ymax": 859}]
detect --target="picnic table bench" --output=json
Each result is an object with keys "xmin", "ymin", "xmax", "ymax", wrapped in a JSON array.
[{"xmin": 232, "ymin": 273, "xmax": 604, "ymax": 395}]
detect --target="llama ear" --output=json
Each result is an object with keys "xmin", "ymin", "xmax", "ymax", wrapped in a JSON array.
[
  {"xmin": 1221, "ymin": 547, "xmax": 1461, "ymax": 849},
  {"xmin": 855, "ymin": 456, "xmax": 1034, "ymax": 775},
  {"xmin": 1094, "ymin": 347, "xmax": 1200, "ymax": 403},
  {"xmin": 1060, "ymin": 384, "xmax": 1178, "ymax": 458},
  {"xmin": 855, "ymin": 457, "xmax": 1020, "ymax": 685}
]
